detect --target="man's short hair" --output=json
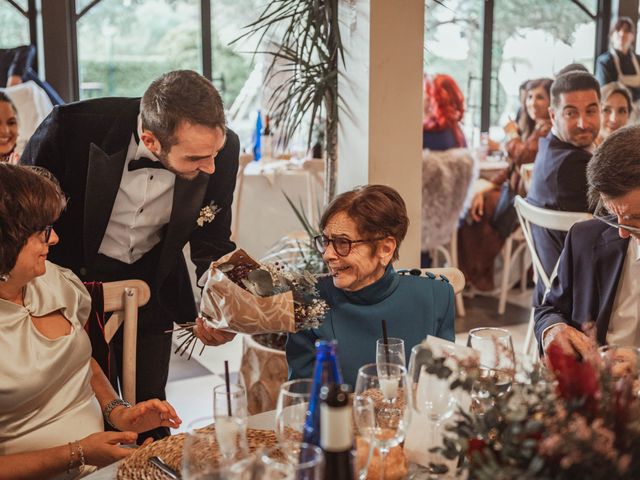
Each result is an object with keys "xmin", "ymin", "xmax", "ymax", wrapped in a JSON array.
[
  {"xmin": 140, "ymin": 70, "xmax": 225, "ymax": 149},
  {"xmin": 588, "ymin": 125, "xmax": 640, "ymax": 208},
  {"xmin": 555, "ymin": 63, "xmax": 589, "ymax": 77},
  {"xmin": 550, "ymin": 71, "xmax": 601, "ymax": 108}
]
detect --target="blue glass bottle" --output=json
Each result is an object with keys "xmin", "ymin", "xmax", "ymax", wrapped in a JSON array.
[{"xmin": 303, "ymin": 340, "xmax": 344, "ymax": 446}]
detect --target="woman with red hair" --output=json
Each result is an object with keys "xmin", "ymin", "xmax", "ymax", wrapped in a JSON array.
[{"xmin": 423, "ymin": 74, "xmax": 467, "ymax": 150}]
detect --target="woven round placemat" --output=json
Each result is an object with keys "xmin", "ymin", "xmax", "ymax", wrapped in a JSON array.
[{"xmin": 117, "ymin": 426, "xmax": 277, "ymax": 480}]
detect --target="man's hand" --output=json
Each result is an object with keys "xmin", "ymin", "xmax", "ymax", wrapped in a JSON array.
[
  {"xmin": 193, "ymin": 317, "xmax": 236, "ymax": 346},
  {"xmin": 469, "ymin": 192, "xmax": 485, "ymax": 222},
  {"xmin": 6, "ymin": 75, "xmax": 22, "ymax": 87},
  {"xmin": 543, "ymin": 323, "xmax": 594, "ymax": 359}
]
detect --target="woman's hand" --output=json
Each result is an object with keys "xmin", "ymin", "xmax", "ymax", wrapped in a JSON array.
[
  {"xmin": 193, "ymin": 316, "xmax": 236, "ymax": 346},
  {"xmin": 469, "ymin": 192, "xmax": 485, "ymax": 222},
  {"xmin": 80, "ymin": 431, "xmax": 141, "ymax": 468},
  {"xmin": 110, "ymin": 399, "xmax": 182, "ymax": 433}
]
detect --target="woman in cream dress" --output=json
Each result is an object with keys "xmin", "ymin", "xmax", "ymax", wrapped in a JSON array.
[{"xmin": 0, "ymin": 164, "xmax": 181, "ymax": 479}]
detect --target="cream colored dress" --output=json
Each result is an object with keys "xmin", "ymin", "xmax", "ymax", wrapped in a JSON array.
[{"xmin": 0, "ymin": 261, "xmax": 103, "ymax": 476}]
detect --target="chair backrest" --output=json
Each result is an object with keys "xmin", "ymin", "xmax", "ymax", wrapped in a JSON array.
[
  {"xmin": 231, "ymin": 152, "xmax": 255, "ymax": 242},
  {"xmin": 520, "ymin": 163, "xmax": 535, "ymax": 193},
  {"xmin": 421, "ymin": 267, "xmax": 465, "ymax": 295},
  {"xmin": 514, "ymin": 195, "xmax": 592, "ymax": 289},
  {"xmin": 421, "ymin": 148, "xmax": 477, "ymax": 250},
  {"xmin": 102, "ymin": 280, "xmax": 150, "ymax": 405}
]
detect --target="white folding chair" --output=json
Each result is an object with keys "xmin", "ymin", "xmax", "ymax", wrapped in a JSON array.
[
  {"xmin": 421, "ymin": 267, "xmax": 465, "ymax": 295},
  {"xmin": 514, "ymin": 196, "xmax": 591, "ymax": 359},
  {"xmin": 102, "ymin": 280, "xmax": 151, "ymax": 404},
  {"xmin": 230, "ymin": 152, "xmax": 255, "ymax": 242}
]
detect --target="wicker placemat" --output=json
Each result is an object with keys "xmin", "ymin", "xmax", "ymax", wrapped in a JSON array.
[{"xmin": 117, "ymin": 426, "xmax": 277, "ymax": 480}]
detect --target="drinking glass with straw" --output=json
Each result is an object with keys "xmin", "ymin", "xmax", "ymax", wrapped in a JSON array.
[
  {"xmin": 377, "ymin": 319, "xmax": 405, "ymax": 369},
  {"xmin": 213, "ymin": 360, "xmax": 249, "ymax": 463}
]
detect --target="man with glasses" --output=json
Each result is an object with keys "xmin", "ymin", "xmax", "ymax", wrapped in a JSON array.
[
  {"xmin": 21, "ymin": 70, "xmax": 238, "ymax": 439},
  {"xmin": 527, "ymin": 71, "xmax": 601, "ymax": 304},
  {"xmin": 535, "ymin": 125, "xmax": 640, "ymax": 356}
]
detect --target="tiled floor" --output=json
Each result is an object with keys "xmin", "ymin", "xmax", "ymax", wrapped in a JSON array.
[{"xmin": 165, "ymin": 287, "xmax": 535, "ymax": 430}]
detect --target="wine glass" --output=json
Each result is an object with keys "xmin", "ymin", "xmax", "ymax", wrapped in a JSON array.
[
  {"xmin": 467, "ymin": 327, "xmax": 515, "ymax": 412},
  {"xmin": 183, "ymin": 417, "xmax": 217, "ymax": 479},
  {"xmin": 408, "ymin": 343, "xmax": 458, "ymax": 474},
  {"xmin": 256, "ymin": 443, "xmax": 324, "ymax": 480},
  {"xmin": 354, "ymin": 363, "xmax": 411, "ymax": 480},
  {"xmin": 376, "ymin": 337, "xmax": 406, "ymax": 367},
  {"xmin": 275, "ymin": 378, "xmax": 313, "ymax": 462},
  {"xmin": 213, "ymin": 383, "xmax": 249, "ymax": 463},
  {"xmin": 352, "ymin": 395, "xmax": 376, "ymax": 480}
]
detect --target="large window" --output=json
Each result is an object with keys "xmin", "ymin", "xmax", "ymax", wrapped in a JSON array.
[
  {"xmin": 425, "ymin": 0, "xmax": 597, "ymax": 145},
  {"xmin": 0, "ymin": 1, "xmax": 30, "ymax": 48}
]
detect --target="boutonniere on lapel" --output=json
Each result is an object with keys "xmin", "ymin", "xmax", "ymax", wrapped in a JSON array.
[{"xmin": 197, "ymin": 201, "xmax": 221, "ymax": 227}]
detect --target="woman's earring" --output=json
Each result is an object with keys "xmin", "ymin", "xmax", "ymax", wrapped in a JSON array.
[{"xmin": 0, "ymin": 273, "xmax": 10, "ymax": 282}]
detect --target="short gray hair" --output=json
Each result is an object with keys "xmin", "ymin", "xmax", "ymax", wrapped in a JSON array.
[{"xmin": 588, "ymin": 125, "xmax": 640, "ymax": 209}]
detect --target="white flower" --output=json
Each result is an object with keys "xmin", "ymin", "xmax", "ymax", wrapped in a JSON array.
[{"xmin": 197, "ymin": 202, "xmax": 221, "ymax": 227}]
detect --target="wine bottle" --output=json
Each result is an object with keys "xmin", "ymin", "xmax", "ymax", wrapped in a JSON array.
[
  {"xmin": 320, "ymin": 384, "xmax": 355, "ymax": 480},
  {"xmin": 302, "ymin": 340, "xmax": 344, "ymax": 447}
]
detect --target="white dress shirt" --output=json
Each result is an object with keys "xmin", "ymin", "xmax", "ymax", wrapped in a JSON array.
[
  {"xmin": 98, "ymin": 116, "xmax": 175, "ymax": 264},
  {"xmin": 607, "ymin": 238, "xmax": 640, "ymax": 346}
]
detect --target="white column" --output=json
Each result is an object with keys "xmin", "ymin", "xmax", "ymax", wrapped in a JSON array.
[{"xmin": 338, "ymin": 0, "xmax": 424, "ymax": 268}]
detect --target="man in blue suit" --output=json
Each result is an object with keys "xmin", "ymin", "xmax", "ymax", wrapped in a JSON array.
[
  {"xmin": 535, "ymin": 125, "xmax": 640, "ymax": 356},
  {"xmin": 527, "ymin": 71, "xmax": 600, "ymax": 304}
]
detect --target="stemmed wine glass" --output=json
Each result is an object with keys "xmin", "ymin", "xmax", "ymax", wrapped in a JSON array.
[
  {"xmin": 354, "ymin": 363, "xmax": 411, "ymax": 480},
  {"xmin": 376, "ymin": 337, "xmax": 406, "ymax": 368},
  {"xmin": 352, "ymin": 395, "xmax": 376, "ymax": 480},
  {"xmin": 213, "ymin": 383, "xmax": 249, "ymax": 463},
  {"xmin": 408, "ymin": 343, "xmax": 458, "ymax": 474},
  {"xmin": 466, "ymin": 327, "xmax": 515, "ymax": 413},
  {"xmin": 275, "ymin": 378, "xmax": 313, "ymax": 462}
]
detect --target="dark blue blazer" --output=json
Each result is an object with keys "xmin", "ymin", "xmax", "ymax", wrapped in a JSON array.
[
  {"xmin": 534, "ymin": 219, "xmax": 629, "ymax": 348},
  {"xmin": 526, "ymin": 132, "xmax": 592, "ymax": 302}
]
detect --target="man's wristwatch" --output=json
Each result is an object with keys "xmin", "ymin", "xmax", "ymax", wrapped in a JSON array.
[{"xmin": 103, "ymin": 398, "xmax": 132, "ymax": 429}]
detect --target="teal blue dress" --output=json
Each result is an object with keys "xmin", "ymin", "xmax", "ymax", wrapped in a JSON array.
[{"xmin": 286, "ymin": 266, "xmax": 455, "ymax": 387}]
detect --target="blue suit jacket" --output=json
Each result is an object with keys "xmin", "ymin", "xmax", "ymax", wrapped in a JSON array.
[
  {"xmin": 534, "ymin": 219, "xmax": 629, "ymax": 347},
  {"xmin": 526, "ymin": 132, "xmax": 592, "ymax": 302}
]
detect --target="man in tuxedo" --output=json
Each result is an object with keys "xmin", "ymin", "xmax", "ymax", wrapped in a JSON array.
[
  {"xmin": 527, "ymin": 71, "xmax": 600, "ymax": 303},
  {"xmin": 21, "ymin": 70, "xmax": 237, "ymax": 438},
  {"xmin": 535, "ymin": 125, "xmax": 640, "ymax": 356}
]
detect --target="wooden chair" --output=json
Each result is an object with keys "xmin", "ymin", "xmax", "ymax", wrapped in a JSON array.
[
  {"xmin": 397, "ymin": 267, "xmax": 465, "ymax": 296},
  {"xmin": 514, "ymin": 196, "xmax": 591, "ymax": 359},
  {"xmin": 102, "ymin": 280, "xmax": 151, "ymax": 404},
  {"xmin": 230, "ymin": 152, "xmax": 255, "ymax": 242}
]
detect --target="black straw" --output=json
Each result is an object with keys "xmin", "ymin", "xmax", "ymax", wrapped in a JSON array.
[
  {"xmin": 224, "ymin": 360, "xmax": 232, "ymax": 416},
  {"xmin": 381, "ymin": 319, "xmax": 391, "ymax": 375}
]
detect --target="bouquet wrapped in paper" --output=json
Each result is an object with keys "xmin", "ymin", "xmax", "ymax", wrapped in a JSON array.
[{"xmin": 198, "ymin": 249, "xmax": 328, "ymax": 335}]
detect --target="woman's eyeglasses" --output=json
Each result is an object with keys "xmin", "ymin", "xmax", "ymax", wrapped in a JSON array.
[
  {"xmin": 313, "ymin": 234, "xmax": 386, "ymax": 257},
  {"xmin": 39, "ymin": 225, "xmax": 54, "ymax": 244}
]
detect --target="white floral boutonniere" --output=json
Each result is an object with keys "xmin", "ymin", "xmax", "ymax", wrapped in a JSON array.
[{"xmin": 197, "ymin": 202, "xmax": 221, "ymax": 227}]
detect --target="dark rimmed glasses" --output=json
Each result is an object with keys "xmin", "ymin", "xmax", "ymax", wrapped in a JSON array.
[
  {"xmin": 38, "ymin": 225, "xmax": 54, "ymax": 244},
  {"xmin": 313, "ymin": 234, "xmax": 386, "ymax": 257}
]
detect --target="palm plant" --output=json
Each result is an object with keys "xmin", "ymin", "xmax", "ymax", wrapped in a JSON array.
[{"xmin": 234, "ymin": 0, "xmax": 344, "ymax": 204}]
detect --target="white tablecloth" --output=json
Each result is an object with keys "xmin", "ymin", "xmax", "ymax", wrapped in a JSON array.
[
  {"xmin": 234, "ymin": 159, "xmax": 324, "ymax": 260},
  {"xmin": 1, "ymin": 80, "xmax": 53, "ymax": 153}
]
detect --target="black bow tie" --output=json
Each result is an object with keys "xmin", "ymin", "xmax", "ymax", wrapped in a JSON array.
[{"xmin": 128, "ymin": 157, "xmax": 166, "ymax": 172}]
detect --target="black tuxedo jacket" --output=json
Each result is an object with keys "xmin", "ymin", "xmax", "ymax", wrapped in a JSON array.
[
  {"xmin": 21, "ymin": 97, "xmax": 239, "ymax": 324},
  {"xmin": 526, "ymin": 132, "xmax": 592, "ymax": 302},
  {"xmin": 534, "ymin": 219, "xmax": 629, "ymax": 347}
]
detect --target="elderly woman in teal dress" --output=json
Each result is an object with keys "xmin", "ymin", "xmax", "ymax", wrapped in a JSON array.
[
  {"xmin": 0, "ymin": 164, "xmax": 181, "ymax": 479},
  {"xmin": 286, "ymin": 184, "xmax": 455, "ymax": 387}
]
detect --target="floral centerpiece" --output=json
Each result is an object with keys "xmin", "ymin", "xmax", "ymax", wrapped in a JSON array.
[
  {"xmin": 172, "ymin": 249, "xmax": 328, "ymax": 358},
  {"xmin": 423, "ymin": 335, "xmax": 640, "ymax": 479}
]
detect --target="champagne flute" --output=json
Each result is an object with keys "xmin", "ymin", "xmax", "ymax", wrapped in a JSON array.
[
  {"xmin": 467, "ymin": 327, "xmax": 515, "ymax": 412},
  {"xmin": 354, "ymin": 363, "xmax": 411, "ymax": 480},
  {"xmin": 275, "ymin": 378, "xmax": 313, "ymax": 462},
  {"xmin": 213, "ymin": 383, "xmax": 249, "ymax": 463},
  {"xmin": 376, "ymin": 337, "xmax": 406, "ymax": 368}
]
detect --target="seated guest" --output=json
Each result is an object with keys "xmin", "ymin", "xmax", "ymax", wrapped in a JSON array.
[
  {"xmin": 422, "ymin": 74, "xmax": 467, "ymax": 150},
  {"xmin": 0, "ymin": 164, "xmax": 181, "ymax": 478},
  {"xmin": 527, "ymin": 71, "xmax": 600, "ymax": 303},
  {"xmin": 595, "ymin": 17, "xmax": 640, "ymax": 103},
  {"xmin": 286, "ymin": 185, "xmax": 455, "ymax": 386},
  {"xmin": 596, "ymin": 82, "xmax": 632, "ymax": 146},
  {"xmin": 0, "ymin": 92, "xmax": 19, "ymax": 163},
  {"xmin": 535, "ymin": 125, "xmax": 640, "ymax": 356},
  {"xmin": 459, "ymin": 78, "xmax": 552, "ymax": 291}
]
